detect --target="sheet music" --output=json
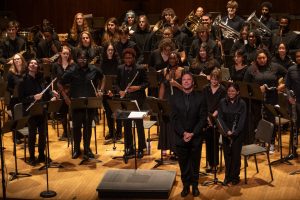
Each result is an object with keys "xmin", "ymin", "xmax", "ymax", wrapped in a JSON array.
[{"xmin": 128, "ymin": 111, "xmax": 147, "ymax": 119}]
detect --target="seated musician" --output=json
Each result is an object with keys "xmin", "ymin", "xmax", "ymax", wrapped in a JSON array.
[
  {"xmin": 68, "ymin": 12, "xmax": 90, "ymax": 48},
  {"xmin": 115, "ymin": 48, "xmax": 148, "ymax": 158},
  {"xmin": 18, "ymin": 59, "xmax": 59, "ymax": 166},
  {"xmin": 59, "ymin": 49, "xmax": 103, "ymax": 160}
]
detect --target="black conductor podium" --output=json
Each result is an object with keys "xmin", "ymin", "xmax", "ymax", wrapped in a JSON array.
[{"xmin": 70, "ymin": 97, "xmax": 102, "ymax": 165}]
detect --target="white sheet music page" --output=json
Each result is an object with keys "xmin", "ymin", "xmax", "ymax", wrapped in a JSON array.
[{"xmin": 128, "ymin": 111, "xmax": 147, "ymax": 119}]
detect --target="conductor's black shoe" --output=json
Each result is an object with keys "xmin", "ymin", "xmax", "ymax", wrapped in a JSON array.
[
  {"xmin": 137, "ymin": 150, "xmax": 144, "ymax": 158},
  {"xmin": 124, "ymin": 148, "xmax": 135, "ymax": 156},
  {"xmin": 72, "ymin": 151, "xmax": 81, "ymax": 159},
  {"xmin": 180, "ymin": 186, "xmax": 190, "ymax": 197},
  {"xmin": 192, "ymin": 186, "xmax": 200, "ymax": 197}
]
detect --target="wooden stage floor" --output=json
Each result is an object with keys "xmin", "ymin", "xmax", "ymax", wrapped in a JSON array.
[{"xmin": 0, "ymin": 119, "xmax": 300, "ymax": 200}]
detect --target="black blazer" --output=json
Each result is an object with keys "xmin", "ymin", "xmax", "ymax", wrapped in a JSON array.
[{"xmin": 171, "ymin": 90, "xmax": 207, "ymax": 147}]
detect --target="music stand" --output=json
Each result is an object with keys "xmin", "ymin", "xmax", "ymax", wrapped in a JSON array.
[
  {"xmin": 103, "ymin": 75, "xmax": 117, "ymax": 92},
  {"xmin": 8, "ymin": 117, "xmax": 32, "ymax": 181},
  {"xmin": 27, "ymin": 102, "xmax": 57, "ymax": 198},
  {"xmin": 265, "ymin": 104, "xmax": 292, "ymax": 165},
  {"xmin": 193, "ymin": 75, "xmax": 209, "ymax": 92},
  {"xmin": 203, "ymin": 114, "xmax": 224, "ymax": 186},
  {"xmin": 70, "ymin": 97, "xmax": 102, "ymax": 165},
  {"xmin": 39, "ymin": 100, "xmax": 64, "ymax": 170},
  {"xmin": 106, "ymin": 99, "xmax": 124, "ymax": 148},
  {"xmin": 120, "ymin": 100, "xmax": 146, "ymax": 169}
]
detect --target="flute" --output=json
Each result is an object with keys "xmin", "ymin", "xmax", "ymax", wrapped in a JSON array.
[
  {"xmin": 121, "ymin": 71, "xmax": 139, "ymax": 98},
  {"xmin": 26, "ymin": 77, "xmax": 57, "ymax": 112},
  {"xmin": 90, "ymin": 80, "xmax": 98, "ymax": 96}
]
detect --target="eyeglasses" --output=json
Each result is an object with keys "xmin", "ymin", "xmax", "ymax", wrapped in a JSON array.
[{"xmin": 78, "ymin": 58, "xmax": 87, "ymax": 62}]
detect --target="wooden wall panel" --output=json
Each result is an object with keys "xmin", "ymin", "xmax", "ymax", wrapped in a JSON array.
[{"xmin": 1, "ymin": 0, "xmax": 299, "ymax": 33}]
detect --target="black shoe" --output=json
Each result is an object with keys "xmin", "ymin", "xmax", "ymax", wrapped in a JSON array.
[
  {"xmin": 72, "ymin": 151, "xmax": 81, "ymax": 159},
  {"xmin": 232, "ymin": 179, "xmax": 240, "ymax": 185},
  {"xmin": 223, "ymin": 178, "xmax": 231, "ymax": 185},
  {"xmin": 16, "ymin": 139, "xmax": 23, "ymax": 144},
  {"xmin": 37, "ymin": 155, "xmax": 52, "ymax": 163},
  {"xmin": 192, "ymin": 186, "xmax": 200, "ymax": 197},
  {"xmin": 59, "ymin": 136, "xmax": 68, "ymax": 141},
  {"xmin": 124, "ymin": 148, "xmax": 135, "ymax": 157},
  {"xmin": 180, "ymin": 186, "xmax": 190, "ymax": 197},
  {"xmin": 105, "ymin": 133, "xmax": 113, "ymax": 140},
  {"xmin": 28, "ymin": 157, "xmax": 36, "ymax": 166},
  {"xmin": 116, "ymin": 132, "xmax": 122, "ymax": 140},
  {"xmin": 137, "ymin": 150, "xmax": 144, "ymax": 158}
]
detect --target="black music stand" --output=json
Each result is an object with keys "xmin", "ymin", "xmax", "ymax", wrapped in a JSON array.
[
  {"xmin": 39, "ymin": 100, "xmax": 64, "ymax": 170},
  {"xmin": 70, "ymin": 97, "xmax": 102, "ymax": 165},
  {"xmin": 193, "ymin": 75, "xmax": 209, "ymax": 92},
  {"xmin": 203, "ymin": 114, "xmax": 224, "ymax": 186},
  {"xmin": 27, "ymin": 102, "xmax": 57, "ymax": 198},
  {"xmin": 265, "ymin": 104, "xmax": 292, "ymax": 165},
  {"xmin": 8, "ymin": 117, "xmax": 32, "ymax": 181},
  {"xmin": 120, "ymin": 100, "xmax": 146, "ymax": 169},
  {"xmin": 106, "ymin": 99, "xmax": 124, "ymax": 149}
]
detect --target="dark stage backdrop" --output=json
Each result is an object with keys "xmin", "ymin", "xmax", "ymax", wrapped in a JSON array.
[{"xmin": 1, "ymin": 0, "xmax": 299, "ymax": 33}]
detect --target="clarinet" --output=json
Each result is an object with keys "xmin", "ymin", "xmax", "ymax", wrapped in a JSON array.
[
  {"xmin": 229, "ymin": 113, "xmax": 239, "ymax": 147},
  {"xmin": 290, "ymin": 90, "xmax": 298, "ymax": 156}
]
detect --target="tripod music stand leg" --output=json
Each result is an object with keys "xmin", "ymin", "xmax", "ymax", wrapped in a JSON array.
[{"xmin": 0, "ymin": 130, "xmax": 6, "ymax": 199}]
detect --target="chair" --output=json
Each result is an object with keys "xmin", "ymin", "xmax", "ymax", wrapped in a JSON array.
[
  {"xmin": 13, "ymin": 103, "xmax": 29, "ymax": 162},
  {"xmin": 241, "ymin": 119, "xmax": 274, "ymax": 184}
]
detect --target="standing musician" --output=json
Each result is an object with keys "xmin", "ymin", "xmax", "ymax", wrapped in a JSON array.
[
  {"xmin": 101, "ymin": 17, "xmax": 120, "ymax": 45},
  {"xmin": 259, "ymin": 2, "xmax": 279, "ymax": 31},
  {"xmin": 99, "ymin": 42, "xmax": 122, "ymax": 140},
  {"xmin": 52, "ymin": 45, "xmax": 75, "ymax": 141},
  {"xmin": 218, "ymin": 82, "xmax": 247, "ymax": 185},
  {"xmin": 244, "ymin": 48, "xmax": 286, "ymax": 150},
  {"xmin": 59, "ymin": 49, "xmax": 103, "ymax": 159},
  {"xmin": 152, "ymin": 8, "xmax": 176, "ymax": 33},
  {"xmin": 202, "ymin": 69, "xmax": 226, "ymax": 172},
  {"xmin": 115, "ymin": 48, "xmax": 148, "ymax": 158},
  {"xmin": 18, "ymin": 58, "xmax": 59, "ymax": 166},
  {"xmin": 68, "ymin": 12, "xmax": 90, "ymax": 48},
  {"xmin": 229, "ymin": 49, "xmax": 248, "ymax": 82},
  {"xmin": 170, "ymin": 72, "xmax": 207, "ymax": 197},
  {"xmin": 122, "ymin": 10, "xmax": 137, "ymax": 37},
  {"xmin": 285, "ymin": 50, "xmax": 300, "ymax": 157},
  {"xmin": 0, "ymin": 21, "xmax": 26, "ymax": 67}
]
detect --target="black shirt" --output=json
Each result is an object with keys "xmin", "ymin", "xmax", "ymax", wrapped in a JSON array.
[
  {"xmin": 229, "ymin": 65, "xmax": 248, "ymax": 82},
  {"xmin": 0, "ymin": 36, "xmax": 26, "ymax": 64},
  {"xmin": 202, "ymin": 84, "xmax": 226, "ymax": 113},
  {"xmin": 285, "ymin": 64, "xmax": 300, "ymax": 101},
  {"xmin": 60, "ymin": 64, "xmax": 103, "ymax": 98}
]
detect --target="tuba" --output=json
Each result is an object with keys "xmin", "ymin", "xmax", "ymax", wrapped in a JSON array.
[
  {"xmin": 246, "ymin": 11, "xmax": 272, "ymax": 36},
  {"xmin": 183, "ymin": 10, "xmax": 202, "ymax": 34},
  {"xmin": 213, "ymin": 15, "xmax": 240, "ymax": 41}
]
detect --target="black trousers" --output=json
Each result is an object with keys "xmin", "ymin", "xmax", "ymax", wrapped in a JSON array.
[
  {"xmin": 28, "ymin": 115, "xmax": 46, "ymax": 159},
  {"xmin": 72, "ymin": 109, "xmax": 95, "ymax": 154},
  {"xmin": 205, "ymin": 127, "xmax": 220, "ymax": 166},
  {"xmin": 123, "ymin": 119, "xmax": 146, "ymax": 150},
  {"xmin": 223, "ymin": 135, "xmax": 243, "ymax": 181},
  {"xmin": 176, "ymin": 139, "xmax": 202, "ymax": 187}
]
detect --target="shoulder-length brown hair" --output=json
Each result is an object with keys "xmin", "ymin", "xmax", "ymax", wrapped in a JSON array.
[
  {"xmin": 9, "ymin": 53, "xmax": 26, "ymax": 75},
  {"xmin": 70, "ymin": 12, "xmax": 90, "ymax": 41}
]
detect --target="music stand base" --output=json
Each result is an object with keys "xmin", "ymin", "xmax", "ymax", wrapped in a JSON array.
[
  {"xmin": 153, "ymin": 159, "xmax": 176, "ymax": 169},
  {"xmin": 103, "ymin": 139, "xmax": 124, "ymax": 145},
  {"xmin": 79, "ymin": 158, "xmax": 102, "ymax": 165},
  {"xmin": 270, "ymin": 157, "xmax": 293, "ymax": 166},
  {"xmin": 40, "ymin": 190, "xmax": 57, "ymax": 198},
  {"xmin": 202, "ymin": 178, "xmax": 224, "ymax": 186},
  {"xmin": 290, "ymin": 169, "xmax": 300, "ymax": 175},
  {"xmin": 9, "ymin": 172, "xmax": 31, "ymax": 181},
  {"xmin": 39, "ymin": 162, "xmax": 64, "ymax": 170}
]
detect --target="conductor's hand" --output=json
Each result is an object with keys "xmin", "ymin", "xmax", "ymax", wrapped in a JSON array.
[
  {"xmin": 34, "ymin": 93, "xmax": 43, "ymax": 101},
  {"xmin": 107, "ymin": 90, "xmax": 113, "ymax": 97},
  {"xmin": 183, "ymin": 132, "xmax": 194, "ymax": 142},
  {"xmin": 127, "ymin": 86, "xmax": 140, "ymax": 93}
]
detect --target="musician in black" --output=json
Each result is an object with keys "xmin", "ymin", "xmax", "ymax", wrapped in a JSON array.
[
  {"xmin": 170, "ymin": 72, "xmax": 207, "ymax": 197},
  {"xmin": 285, "ymin": 50, "xmax": 300, "ymax": 156},
  {"xmin": 36, "ymin": 26, "xmax": 61, "ymax": 64},
  {"xmin": 218, "ymin": 82, "xmax": 247, "ymax": 185},
  {"xmin": 115, "ymin": 48, "xmax": 148, "ymax": 158},
  {"xmin": 0, "ymin": 21, "xmax": 26, "ymax": 66},
  {"xmin": 59, "ymin": 49, "xmax": 103, "ymax": 159},
  {"xmin": 259, "ymin": 2, "xmax": 279, "ymax": 31},
  {"xmin": 19, "ymin": 58, "xmax": 58, "ymax": 166},
  {"xmin": 202, "ymin": 69, "xmax": 226, "ymax": 172}
]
